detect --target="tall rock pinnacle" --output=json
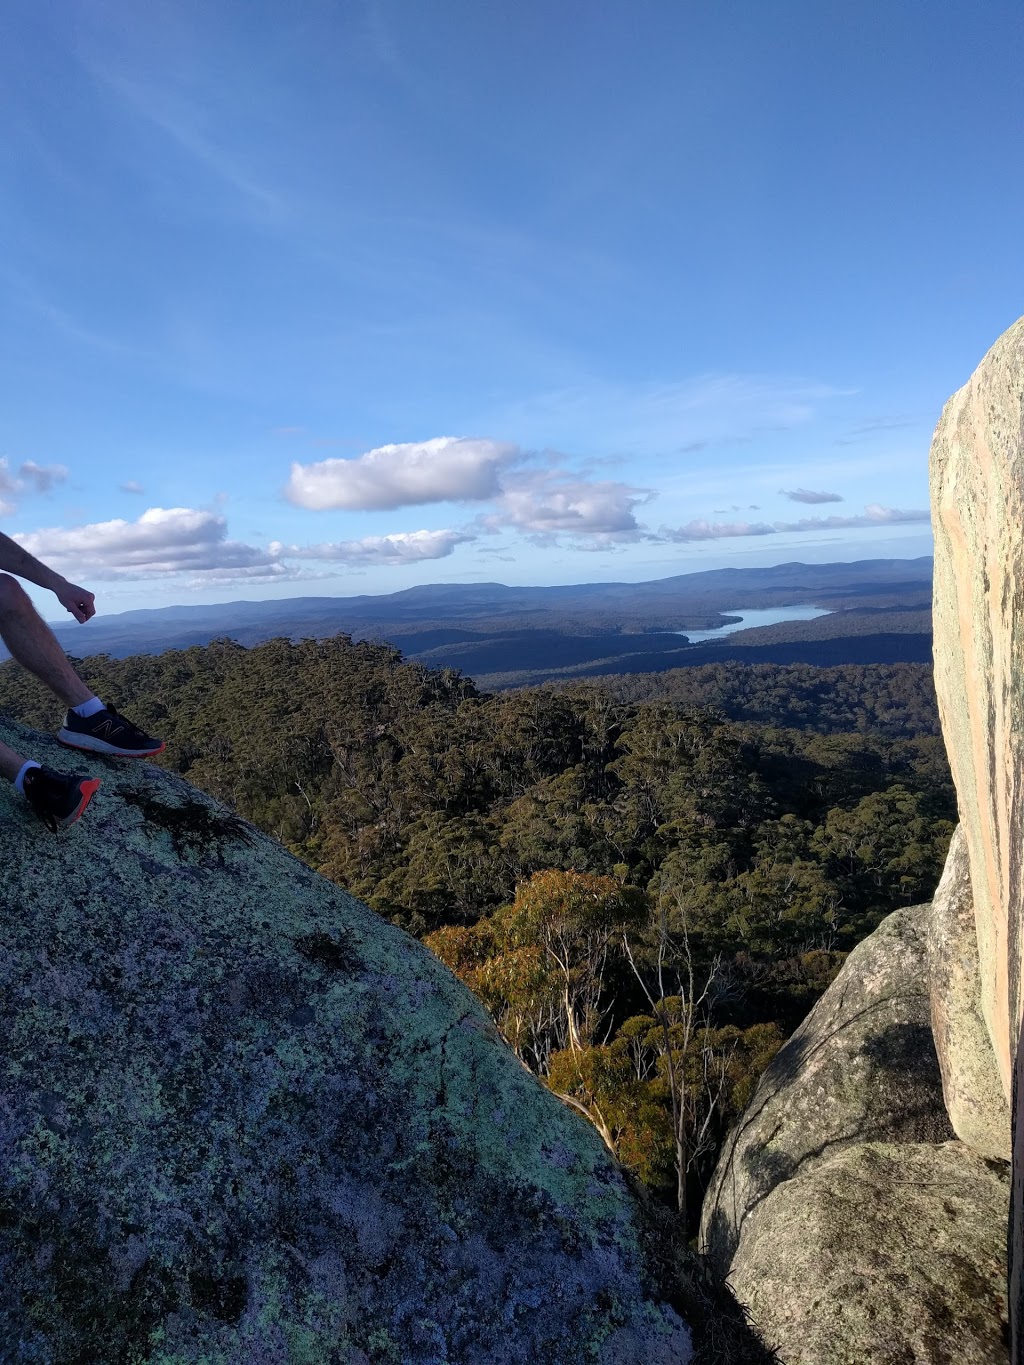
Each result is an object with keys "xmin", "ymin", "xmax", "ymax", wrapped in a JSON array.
[{"xmin": 930, "ymin": 312, "xmax": 1024, "ymax": 1360}]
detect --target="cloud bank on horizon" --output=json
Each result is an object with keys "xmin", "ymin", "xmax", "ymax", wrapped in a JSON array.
[{"xmin": 10, "ymin": 431, "xmax": 930, "ymax": 585}]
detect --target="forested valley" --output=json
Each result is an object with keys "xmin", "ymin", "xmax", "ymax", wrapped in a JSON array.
[{"xmin": 0, "ymin": 635, "xmax": 955, "ymax": 1236}]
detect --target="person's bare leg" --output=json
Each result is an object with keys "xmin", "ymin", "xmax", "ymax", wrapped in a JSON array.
[
  {"xmin": 0, "ymin": 574, "xmax": 92, "ymax": 708},
  {"xmin": 0, "ymin": 737, "xmax": 27, "ymax": 782}
]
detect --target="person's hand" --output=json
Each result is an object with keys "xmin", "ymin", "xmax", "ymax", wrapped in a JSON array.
[{"xmin": 55, "ymin": 580, "xmax": 96, "ymax": 623}]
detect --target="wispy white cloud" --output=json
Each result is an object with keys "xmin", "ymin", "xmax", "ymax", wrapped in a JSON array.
[
  {"xmin": 780, "ymin": 487, "xmax": 844, "ymax": 504},
  {"xmin": 835, "ymin": 416, "xmax": 916, "ymax": 446},
  {"xmin": 0, "ymin": 458, "xmax": 68, "ymax": 512},
  {"xmin": 19, "ymin": 461, "xmax": 69, "ymax": 494},
  {"xmin": 272, "ymin": 529, "xmax": 473, "ymax": 566},
  {"xmin": 482, "ymin": 374, "xmax": 855, "ymax": 456},
  {"xmin": 81, "ymin": 58, "xmax": 283, "ymax": 218},
  {"xmin": 120, "ymin": 480, "xmax": 145, "ymax": 495},
  {"xmin": 285, "ymin": 437, "xmax": 520, "ymax": 510},
  {"xmin": 774, "ymin": 504, "xmax": 930, "ymax": 531},
  {"xmin": 661, "ymin": 518, "xmax": 777, "ymax": 543},
  {"xmin": 661, "ymin": 503, "xmax": 930, "ymax": 543}
]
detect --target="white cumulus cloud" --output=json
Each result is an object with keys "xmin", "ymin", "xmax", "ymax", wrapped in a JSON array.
[
  {"xmin": 271, "ymin": 529, "xmax": 473, "ymax": 566},
  {"xmin": 481, "ymin": 470, "xmax": 652, "ymax": 545},
  {"xmin": 284, "ymin": 436, "xmax": 520, "ymax": 511},
  {"xmin": 15, "ymin": 507, "xmax": 280, "ymax": 580}
]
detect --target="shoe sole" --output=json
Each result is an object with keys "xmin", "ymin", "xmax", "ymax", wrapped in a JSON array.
[
  {"xmin": 57, "ymin": 778, "xmax": 101, "ymax": 829},
  {"xmin": 57, "ymin": 729, "xmax": 166, "ymax": 758}
]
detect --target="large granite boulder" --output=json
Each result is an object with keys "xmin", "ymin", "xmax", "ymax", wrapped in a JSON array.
[
  {"xmin": 928, "ymin": 824, "xmax": 1011, "ymax": 1161},
  {"xmin": 701, "ymin": 905, "xmax": 953, "ymax": 1274},
  {"xmin": 930, "ymin": 312, "xmax": 1024, "ymax": 1346},
  {"xmin": 0, "ymin": 718, "xmax": 770, "ymax": 1364},
  {"xmin": 727, "ymin": 1140, "xmax": 1010, "ymax": 1365}
]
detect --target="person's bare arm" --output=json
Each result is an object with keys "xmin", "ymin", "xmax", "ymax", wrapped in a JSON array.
[{"xmin": 0, "ymin": 531, "xmax": 96, "ymax": 623}]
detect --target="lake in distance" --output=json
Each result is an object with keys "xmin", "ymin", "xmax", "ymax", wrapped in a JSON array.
[{"xmin": 679, "ymin": 604, "xmax": 833, "ymax": 643}]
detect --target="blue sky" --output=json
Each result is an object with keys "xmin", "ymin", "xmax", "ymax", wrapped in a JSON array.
[{"xmin": 0, "ymin": 0, "xmax": 1021, "ymax": 616}]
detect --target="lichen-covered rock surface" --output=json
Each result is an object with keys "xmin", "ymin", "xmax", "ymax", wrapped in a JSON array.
[
  {"xmin": 700, "ymin": 906, "xmax": 953, "ymax": 1274},
  {"xmin": 0, "ymin": 718, "xmax": 761, "ymax": 1365},
  {"xmin": 928, "ymin": 824, "xmax": 1011, "ymax": 1161},
  {"xmin": 727, "ymin": 1140, "xmax": 1010, "ymax": 1365}
]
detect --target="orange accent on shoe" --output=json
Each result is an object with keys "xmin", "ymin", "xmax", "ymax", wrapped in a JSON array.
[{"xmin": 65, "ymin": 778, "xmax": 101, "ymax": 827}]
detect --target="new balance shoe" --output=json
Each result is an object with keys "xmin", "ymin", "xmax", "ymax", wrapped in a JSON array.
[
  {"xmin": 57, "ymin": 704, "xmax": 165, "ymax": 758},
  {"xmin": 23, "ymin": 766, "xmax": 101, "ymax": 832}
]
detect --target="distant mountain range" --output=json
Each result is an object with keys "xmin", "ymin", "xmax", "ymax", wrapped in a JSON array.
[{"xmin": 14, "ymin": 556, "xmax": 934, "ymax": 685}]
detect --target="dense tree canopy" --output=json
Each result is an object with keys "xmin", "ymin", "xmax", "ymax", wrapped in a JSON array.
[{"xmin": 0, "ymin": 635, "xmax": 955, "ymax": 1231}]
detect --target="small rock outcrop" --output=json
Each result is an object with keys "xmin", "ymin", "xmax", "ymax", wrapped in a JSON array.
[
  {"xmin": 0, "ymin": 718, "xmax": 766, "ymax": 1365},
  {"xmin": 701, "ymin": 905, "xmax": 953, "ymax": 1275},
  {"xmin": 727, "ymin": 1140, "xmax": 1009, "ymax": 1365},
  {"xmin": 928, "ymin": 824, "xmax": 1011, "ymax": 1161}
]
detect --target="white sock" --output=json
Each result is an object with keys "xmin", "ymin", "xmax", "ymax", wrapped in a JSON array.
[
  {"xmin": 13, "ymin": 760, "xmax": 41, "ymax": 795},
  {"xmin": 71, "ymin": 697, "xmax": 106, "ymax": 718}
]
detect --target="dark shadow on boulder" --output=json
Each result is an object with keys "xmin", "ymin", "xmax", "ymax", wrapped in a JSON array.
[
  {"xmin": 293, "ymin": 931, "xmax": 363, "ymax": 974},
  {"xmin": 705, "ymin": 957, "xmax": 953, "ymax": 1275},
  {"xmin": 121, "ymin": 789, "xmax": 256, "ymax": 860}
]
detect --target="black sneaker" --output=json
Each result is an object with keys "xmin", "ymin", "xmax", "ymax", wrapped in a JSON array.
[
  {"xmin": 23, "ymin": 766, "xmax": 101, "ymax": 832},
  {"xmin": 57, "ymin": 705, "xmax": 165, "ymax": 758}
]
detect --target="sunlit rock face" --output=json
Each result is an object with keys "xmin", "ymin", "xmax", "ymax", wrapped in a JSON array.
[
  {"xmin": 927, "ymin": 824, "xmax": 1011, "ymax": 1160},
  {"xmin": 727, "ymin": 1140, "xmax": 1009, "ymax": 1365},
  {"xmin": 0, "ymin": 717, "xmax": 708, "ymax": 1365},
  {"xmin": 930, "ymin": 314, "xmax": 1024, "ymax": 1098},
  {"xmin": 930, "ymin": 313, "xmax": 1024, "ymax": 1350}
]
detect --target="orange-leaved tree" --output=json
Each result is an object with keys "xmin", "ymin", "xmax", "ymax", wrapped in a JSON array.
[{"xmin": 427, "ymin": 869, "xmax": 645, "ymax": 1072}]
